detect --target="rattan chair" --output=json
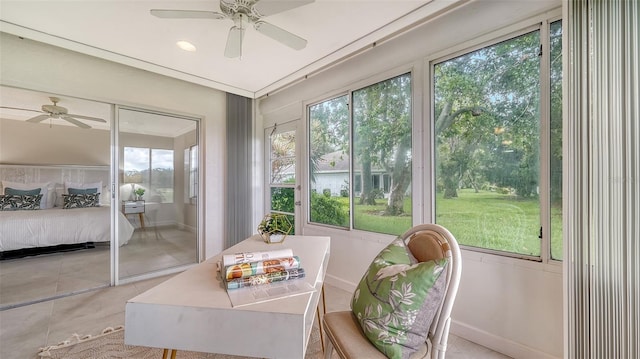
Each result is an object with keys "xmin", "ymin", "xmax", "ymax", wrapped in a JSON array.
[{"xmin": 322, "ymin": 224, "xmax": 462, "ymax": 359}]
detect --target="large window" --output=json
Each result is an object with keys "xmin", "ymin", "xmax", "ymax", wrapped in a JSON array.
[
  {"xmin": 269, "ymin": 128, "xmax": 297, "ymax": 232},
  {"xmin": 124, "ymin": 147, "xmax": 174, "ymax": 203},
  {"xmin": 309, "ymin": 95, "xmax": 350, "ymax": 228},
  {"xmin": 308, "ymin": 73, "xmax": 413, "ymax": 235},
  {"xmin": 549, "ymin": 20, "xmax": 563, "ymax": 260},
  {"xmin": 433, "ymin": 22, "xmax": 562, "ymax": 259}
]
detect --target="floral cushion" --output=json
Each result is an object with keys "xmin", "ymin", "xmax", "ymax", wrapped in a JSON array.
[
  {"xmin": 62, "ymin": 193, "xmax": 101, "ymax": 209},
  {"xmin": 0, "ymin": 194, "xmax": 43, "ymax": 211},
  {"xmin": 351, "ymin": 237, "xmax": 448, "ymax": 359}
]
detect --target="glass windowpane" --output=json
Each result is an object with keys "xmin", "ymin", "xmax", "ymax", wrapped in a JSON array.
[
  {"xmin": 550, "ymin": 20, "xmax": 563, "ymax": 260},
  {"xmin": 434, "ymin": 31, "xmax": 542, "ymax": 256},
  {"xmin": 270, "ymin": 130, "xmax": 296, "ymax": 184},
  {"xmin": 352, "ymin": 73, "xmax": 412, "ymax": 235},
  {"xmin": 308, "ymin": 95, "xmax": 350, "ymax": 227},
  {"xmin": 270, "ymin": 187, "xmax": 295, "ymax": 213}
]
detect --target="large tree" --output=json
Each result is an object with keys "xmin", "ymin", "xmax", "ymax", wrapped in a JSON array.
[
  {"xmin": 353, "ymin": 73, "xmax": 412, "ymax": 214},
  {"xmin": 434, "ymin": 30, "xmax": 542, "ymax": 199}
]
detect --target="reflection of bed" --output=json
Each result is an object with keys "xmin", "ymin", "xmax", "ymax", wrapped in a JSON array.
[{"xmin": 0, "ymin": 206, "xmax": 134, "ymax": 254}]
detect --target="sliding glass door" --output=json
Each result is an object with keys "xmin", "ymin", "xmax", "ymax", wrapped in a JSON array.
[
  {"xmin": 117, "ymin": 107, "xmax": 199, "ymax": 280},
  {"xmin": 0, "ymin": 86, "xmax": 113, "ymax": 308}
]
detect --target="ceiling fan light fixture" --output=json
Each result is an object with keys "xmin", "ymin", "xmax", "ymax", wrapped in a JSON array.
[
  {"xmin": 177, "ymin": 40, "xmax": 197, "ymax": 52},
  {"xmin": 151, "ymin": 0, "xmax": 314, "ymax": 58}
]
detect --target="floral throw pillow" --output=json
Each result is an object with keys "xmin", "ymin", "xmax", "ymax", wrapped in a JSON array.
[
  {"xmin": 62, "ymin": 193, "xmax": 101, "ymax": 209},
  {"xmin": 0, "ymin": 194, "xmax": 43, "ymax": 211},
  {"xmin": 351, "ymin": 237, "xmax": 448, "ymax": 359}
]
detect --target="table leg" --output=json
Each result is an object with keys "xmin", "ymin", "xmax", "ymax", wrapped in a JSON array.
[
  {"xmin": 138, "ymin": 213, "xmax": 145, "ymax": 229},
  {"xmin": 162, "ymin": 349, "xmax": 177, "ymax": 359},
  {"xmin": 316, "ymin": 284, "xmax": 327, "ymax": 352}
]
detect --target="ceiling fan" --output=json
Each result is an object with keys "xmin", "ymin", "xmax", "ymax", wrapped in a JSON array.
[
  {"xmin": 150, "ymin": 0, "xmax": 314, "ymax": 58},
  {"xmin": 0, "ymin": 97, "xmax": 106, "ymax": 129}
]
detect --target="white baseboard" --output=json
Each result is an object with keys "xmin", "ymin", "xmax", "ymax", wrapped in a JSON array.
[
  {"xmin": 324, "ymin": 275, "xmax": 560, "ymax": 359},
  {"xmin": 450, "ymin": 320, "xmax": 560, "ymax": 359},
  {"xmin": 324, "ymin": 273, "xmax": 357, "ymax": 293}
]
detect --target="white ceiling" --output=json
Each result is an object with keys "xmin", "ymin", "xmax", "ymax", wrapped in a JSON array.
[{"xmin": 0, "ymin": 0, "xmax": 460, "ymax": 98}]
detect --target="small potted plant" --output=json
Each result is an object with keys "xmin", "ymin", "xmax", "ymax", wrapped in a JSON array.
[
  {"xmin": 134, "ymin": 188, "xmax": 145, "ymax": 201},
  {"xmin": 257, "ymin": 213, "xmax": 292, "ymax": 244}
]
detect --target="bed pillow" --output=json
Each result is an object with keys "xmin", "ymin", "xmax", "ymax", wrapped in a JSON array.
[
  {"xmin": 1, "ymin": 181, "xmax": 53, "ymax": 209},
  {"xmin": 4, "ymin": 187, "xmax": 41, "ymax": 196},
  {"xmin": 351, "ymin": 237, "xmax": 448, "ymax": 359},
  {"xmin": 68, "ymin": 187, "xmax": 98, "ymax": 195},
  {"xmin": 64, "ymin": 181, "xmax": 102, "ymax": 194},
  {"xmin": 62, "ymin": 193, "xmax": 101, "ymax": 209},
  {"xmin": 64, "ymin": 181, "xmax": 103, "ymax": 205},
  {"xmin": 0, "ymin": 194, "xmax": 43, "ymax": 211}
]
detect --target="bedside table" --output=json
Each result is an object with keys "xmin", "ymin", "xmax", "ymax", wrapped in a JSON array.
[{"xmin": 122, "ymin": 200, "xmax": 145, "ymax": 229}]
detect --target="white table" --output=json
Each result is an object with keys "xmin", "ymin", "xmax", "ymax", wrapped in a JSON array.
[{"xmin": 124, "ymin": 235, "xmax": 330, "ymax": 358}]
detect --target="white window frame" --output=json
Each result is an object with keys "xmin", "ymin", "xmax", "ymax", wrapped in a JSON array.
[{"xmin": 427, "ymin": 15, "xmax": 563, "ymax": 264}]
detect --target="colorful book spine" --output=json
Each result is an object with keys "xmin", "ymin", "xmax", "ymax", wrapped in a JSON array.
[
  {"xmin": 225, "ymin": 256, "xmax": 300, "ymax": 281},
  {"xmin": 221, "ymin": 248, "xmax": 293, "ymax": 267},
  {"xmin": 226, "ymin": 268, "xmax": 306, "ymax": 290}
]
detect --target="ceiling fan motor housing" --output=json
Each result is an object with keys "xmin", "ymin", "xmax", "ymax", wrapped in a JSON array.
[
  {"xmin": 42, "ymin": 97, "xmax": 67, "ymax": 117},
  {"xmin": 41, "ymin": 104, "xmax": 68, "ymax": 116}
]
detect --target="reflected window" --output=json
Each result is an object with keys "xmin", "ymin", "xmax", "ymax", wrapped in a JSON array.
[{"xmin": 124, "ymin": 147, "xmax": 174, "ymax": 203}]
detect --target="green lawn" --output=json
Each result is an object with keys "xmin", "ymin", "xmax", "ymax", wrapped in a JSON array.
[
  {"xmin": 332, "ymin": 189, "xmax": 563, "ymax": 258},
  {"xmin": 436, "ymin": 190, "xmax": 541, "ymax": 256}
]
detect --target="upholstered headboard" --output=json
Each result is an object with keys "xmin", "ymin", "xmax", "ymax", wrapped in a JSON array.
[{"xmin": 0, "ymin": 164, "xmax": 111, "ymax": 206}]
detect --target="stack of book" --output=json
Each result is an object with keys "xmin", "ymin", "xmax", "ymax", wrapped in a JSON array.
[{"xmin": 221, "ymin": 248, "xmax": 306, "ymax": 290}]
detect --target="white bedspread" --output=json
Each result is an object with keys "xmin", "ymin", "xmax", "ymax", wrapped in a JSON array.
[{"xmin": 0, "ymin": 206, "xmax": 134, "ymax": 252}]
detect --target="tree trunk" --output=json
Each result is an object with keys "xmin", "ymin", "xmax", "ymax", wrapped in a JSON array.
[
  {"xmin": 385, "ymin": 137, "xmax": 411, "ymax": 215},
  {"xmin": 359, "ymin": 160, "xmax": 376, "ymax": 205}
]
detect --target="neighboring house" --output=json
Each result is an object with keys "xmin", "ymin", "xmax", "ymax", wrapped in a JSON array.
[{"xmin": 311, "ymin": 150, "xmax": 389, "ymax": 197}]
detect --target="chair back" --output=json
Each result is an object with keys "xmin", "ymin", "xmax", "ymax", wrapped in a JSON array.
[{"xmin": 400, "ymin": 224, "xmax": 462, "ymax": 359}]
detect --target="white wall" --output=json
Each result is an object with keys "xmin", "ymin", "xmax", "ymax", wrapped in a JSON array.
[
  {"xmin": 0, "ymin": 32, "xmax": 227, "ymax": 258},
  {"xmin": 258, "ymin": 1, "xmax": 563, "ymax": 358},
  {"xmin": 0, "ymin": 118, "xmax": 111, "ymax": 165}
]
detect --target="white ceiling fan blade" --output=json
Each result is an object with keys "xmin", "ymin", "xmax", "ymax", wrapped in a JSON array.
[
  {"xmin": 61, "ymin": 115, "xmax": 91, "ymax": 129},
  {"xmin": 253, "ymin": 0, "xmax": 314, "ymax": 17},
  {"xmin": 254, "ymin": 21, "xmax": 307, "ymax": 50},
  {"xmin": 150, "ymin": 9, "xmax": 226, "ymax": 19},
  {"xmin": 225, "ymin": 26, "xmax": 245, "ymax": 58},
  {"xmin": 26, "ymin": 114, "xmax": 51, "ymax": 123},
  {"xmin": 66, "ymin": 113, "xmax": 106, "ymax": 123}
]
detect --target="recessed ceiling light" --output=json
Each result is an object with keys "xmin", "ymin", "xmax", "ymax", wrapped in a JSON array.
[{"xmin": 177, "ymin": 41, "xmax": 196, "ymax": 52}]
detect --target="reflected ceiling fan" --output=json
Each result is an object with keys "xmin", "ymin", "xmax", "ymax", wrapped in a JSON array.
[
  {"xmin": 151, "ymin": 0, "xmax": 314, "ymax": 58},
  {"xmin": 1, "ymin": 97, "xmax": 106, "ymax": 129}
]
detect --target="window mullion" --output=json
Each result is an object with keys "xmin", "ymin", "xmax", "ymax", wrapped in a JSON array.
[{"xmin": 539, "ymin": 21, "xmax": 552, "ymax": 264}]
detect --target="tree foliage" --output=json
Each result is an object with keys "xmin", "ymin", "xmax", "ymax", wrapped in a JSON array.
[
  {"xmin": 353, "ymin": 73, "xmax": 412, "ymax": 214},
  {"xmin": 434, "ymin": 30, "xmax": 543, "ymax": 199},
  {"xmin": 309, "ymin": 96, "xmax": 350, "ymax": 185}
]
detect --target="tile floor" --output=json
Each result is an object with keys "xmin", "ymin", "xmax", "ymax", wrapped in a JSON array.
[
  {"xmin": 1, "ymin": 280, "xmax": 510, "ymax": 359},
  {"xmin": 0, "ymin": 226, "xmax": 196, "ymax": 308},
  {"xmin": 1, "ymin": 229, "xmax": 510, "ymax": 359}
]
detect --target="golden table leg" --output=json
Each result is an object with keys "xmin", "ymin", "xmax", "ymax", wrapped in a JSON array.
[
  {"xmin": 138, "ymin": 212, "xmax": 145, "ymax": 230},
  {"xmin": 316, "ymin": 284, "xmax": 327, "ymax": 352},
  {"xmin": 162, "ymin": 349, "xmax": 177, "ymax": 359}
]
